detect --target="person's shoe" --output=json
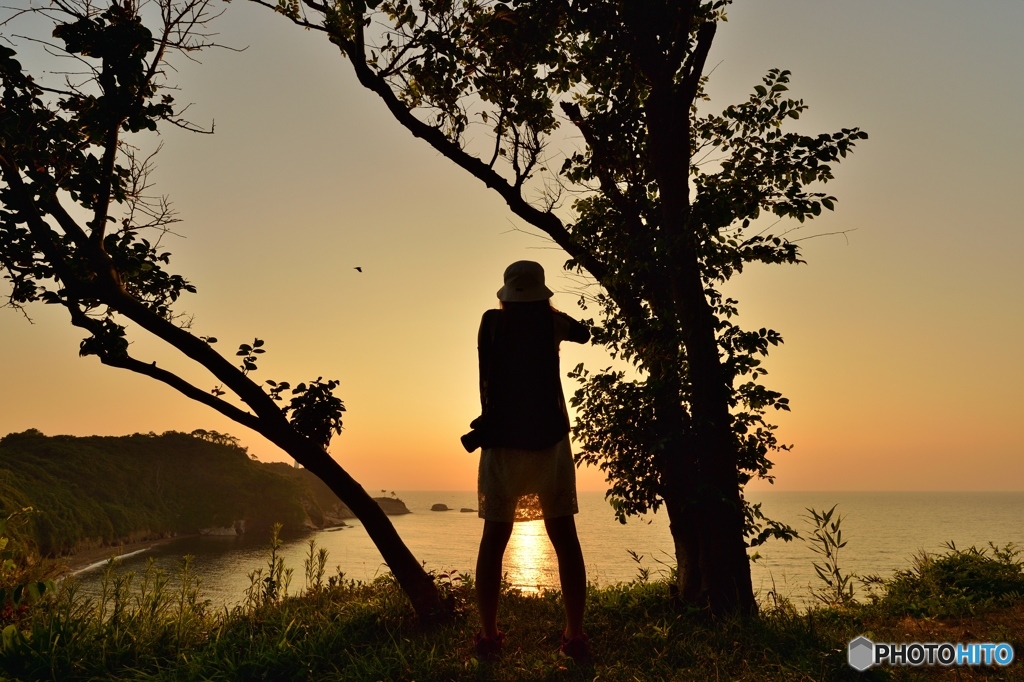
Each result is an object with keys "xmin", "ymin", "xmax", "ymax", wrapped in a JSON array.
[
  {"xmin": 473, "ymin": 629, "xmax": 505, "ymax": 660},
  {"xmin": 559, "ymin": 630, "xmax": 592, "ymax": 664}
]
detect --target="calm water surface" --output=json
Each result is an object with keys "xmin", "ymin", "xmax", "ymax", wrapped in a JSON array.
[{"xmin": 74, "ymin": 491, "xmax": 1024, "ymax": 607}]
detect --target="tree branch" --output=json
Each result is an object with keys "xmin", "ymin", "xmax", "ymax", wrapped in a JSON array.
[
  {"xmin": 0, "ymin": 156, "xmax": 89, "ymax": 297},
  {"xmin": 250, "ymin": 0, "xmax": 323, "ymax": 31},
  {"xmin": 88, "ymin": 101, "xmax": 121, "ymax": 246},
  {"xmin": 330, "ymin": 17, "xmax": 612, "ymax": 284},
  {"xmin": 101, "ymin": 285, "xmax": 291, "ymax": 428},
  {"xmin": 679, "ymin": 20, "xmax": 716, "ymax": 107},
  {"xmin": 27, "ymin": 175, "xmax": 91, "ymax": 247},
  {"xmin": 664, "ymin": 0, "xmax": 699, "ymax": 76},
  {"xmin": 100, "ymin": 352, "xmax": 265, "ymax": 432},
  {"xmin": 487, "ymin": 107, "xmax": 507, "ymax": 169},
  {"xmin": 559, "ymin": 101, "xmax": 646, "ymax": 237}
]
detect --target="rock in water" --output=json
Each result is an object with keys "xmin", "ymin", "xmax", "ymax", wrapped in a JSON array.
[
  {"xmin": 373, "ymin": 497, "xmax": 412, "ymax": 515},
  {"xmin": 460, "ymin": 508, "xmax": 477, "ymax": 513},
  {"xmin": 430, "ymin": 503, "xmax": 450, "ymax": 511}
]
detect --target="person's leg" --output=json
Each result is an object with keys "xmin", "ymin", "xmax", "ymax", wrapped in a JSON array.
[
  {"xmin": 476, "ymin": 519, "xmax": 514, "ymax": 638},
  {"xmin": 544, "ymin": 514, "xmax": 586, "ymax": 638}
]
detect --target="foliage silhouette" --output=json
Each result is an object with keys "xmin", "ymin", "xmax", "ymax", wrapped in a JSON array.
[
  {"xmin": 256, "ymin": 0, "xmax": 865, "ymax": 614},
  {"xmin": 0, "ymin": 0, "xmax": 442, "ymax": 620}
]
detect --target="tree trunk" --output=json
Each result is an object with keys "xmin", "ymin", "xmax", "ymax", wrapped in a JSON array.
[
  {"xmin": 278, "ymin": 433, "xmax": 445, "ymax": 621},
  {"xmin": 644, "ymin": 347, "xmax": 704, "ymax": 603},
  {"xmin": 646, "ymin": 341, "xmax": 753, "ymax": 614},
  {"xmin": 652, "ymin": 365, "xmax": 756, "ymax": 613},
  {"xmin": 651, "ymin": 346, "xmax": 757, "ymax": 610},
  {"xmin": 674, "ymin": 263, "xmax": 757, "ymax": 616},
  {"xmin": 677, "ymin": 256, "xmax": 757, "ymax": 615},
  {"xmin": 105, "ymin": 284, "xmax": 449, "ymax": 622},
  {"xmin": 644, "ymin": 81, "xmax": 758, "ymax": 616},
  {"xmin": 662, "ymin": 485, "xmax": 703, "ymax": 603}
]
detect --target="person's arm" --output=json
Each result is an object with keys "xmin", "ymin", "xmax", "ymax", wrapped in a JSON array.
[{"xmin": 554, "ymin": 311, "xmax": 591, "ymax": 345}]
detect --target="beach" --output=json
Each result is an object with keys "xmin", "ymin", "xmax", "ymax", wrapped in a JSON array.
[{"xmin": 62, "ymin": 535, "xmax": 198, "ymax": 575}]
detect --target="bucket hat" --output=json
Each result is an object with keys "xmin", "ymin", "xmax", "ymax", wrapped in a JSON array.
[{"xmin": 496, "ymin": 260, "xmax": 554, "ymax": 302}]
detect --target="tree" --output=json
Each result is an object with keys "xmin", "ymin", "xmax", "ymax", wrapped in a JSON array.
[
  {"xmin": 258, "ymin": 0, "xmax": 866, "ymax": 614},
  {"xmin": 0, "ymin": 0, "xmax": 444, "ymax": 620}
]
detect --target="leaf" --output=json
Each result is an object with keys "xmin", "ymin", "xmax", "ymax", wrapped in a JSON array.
[
  {"xmin": 2, "ymin": 624, "xmax": 17, "ymax": 650},
  {"xmin": 26, "ymin": 582, "xmax": 41, "ymax": 602}
]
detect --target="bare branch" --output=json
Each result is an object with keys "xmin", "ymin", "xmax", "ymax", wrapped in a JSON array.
[
  {"xmin": 102, "ymin": 352, "xmax": 264, "ymax": 432},
  {"xmin": 790, "ymin": 228, "xmax": 857, "ymax": 245},
  {"xmin": 487, "ymin": 108, "xmax": 507, "ymax": 169}
]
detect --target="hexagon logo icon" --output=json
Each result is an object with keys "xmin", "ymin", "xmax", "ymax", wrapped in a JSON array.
[{"xmin": 848, "ymin": 635, "xmax": 875, "ymax": 671}]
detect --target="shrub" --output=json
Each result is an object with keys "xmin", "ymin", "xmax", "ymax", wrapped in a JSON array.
[{"xmin": 870, "ymin": 542, "xmax": 1024, "ymax": 618}]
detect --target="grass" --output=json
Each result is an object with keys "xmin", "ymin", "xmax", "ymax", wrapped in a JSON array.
[{"xmin": 2, "ymin": 532, "xmax": 1024, "ymax": 681}]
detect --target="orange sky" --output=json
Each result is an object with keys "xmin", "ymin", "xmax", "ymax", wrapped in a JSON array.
[{"xmin": 2, "ymin": 1, "xmax": 1022, "ymax": 491}]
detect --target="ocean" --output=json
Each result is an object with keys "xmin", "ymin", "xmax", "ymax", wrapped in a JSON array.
[{"xmin": 73, "ymin": 491, "xmax": 1024, "ymax": 607}]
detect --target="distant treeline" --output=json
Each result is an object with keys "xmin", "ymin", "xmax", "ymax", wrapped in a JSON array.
[{"xmin": 0, "ymin": 429, "xmax": 370, "ymax": 557}]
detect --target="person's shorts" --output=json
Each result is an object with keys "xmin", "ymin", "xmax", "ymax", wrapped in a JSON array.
[{"xmin": 477, "ymin": 434, "xmax": 579, "ymax": 522}]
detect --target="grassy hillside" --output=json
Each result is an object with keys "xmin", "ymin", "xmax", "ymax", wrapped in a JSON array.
[
  {"xmin": 0, "ymin": 429, "xmax": 321, "ymax": 557},
  {"xmin": 4, "ymin": 536, "xmax": 1023, "ymax": 680}
]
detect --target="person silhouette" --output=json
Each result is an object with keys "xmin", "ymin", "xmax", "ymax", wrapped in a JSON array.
[{"xmin": 469, "ymin": 260, "xmax": 592, "ymax": 662}]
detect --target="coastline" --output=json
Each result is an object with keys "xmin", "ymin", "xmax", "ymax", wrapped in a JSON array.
[{"xmin": 61, "ymin": 535, "xmax": 198, "ymax": 575}]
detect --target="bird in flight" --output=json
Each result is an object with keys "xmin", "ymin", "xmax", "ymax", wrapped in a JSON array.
[{"xmin": 354, "ymin": 267, "xmax": 363, "ymax": 272}]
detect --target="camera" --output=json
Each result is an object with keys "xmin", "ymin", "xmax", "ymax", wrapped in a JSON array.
[
  {"xmin": 461, "ymin": 415, "xmax": 492, "ymax": 453},
  {"xmin": 460, "ymin": 429, "xmax": 484, "ymax": 453}
]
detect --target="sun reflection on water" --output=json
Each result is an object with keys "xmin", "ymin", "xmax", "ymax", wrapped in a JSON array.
[{"xmin": 505, "ymin": 520, "xmax": 557, "ymax": 594}]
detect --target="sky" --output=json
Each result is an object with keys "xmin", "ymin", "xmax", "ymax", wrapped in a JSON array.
[{"xmin": 1, "ymin": 1, "xmax": 1022, "ymax": 492}]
